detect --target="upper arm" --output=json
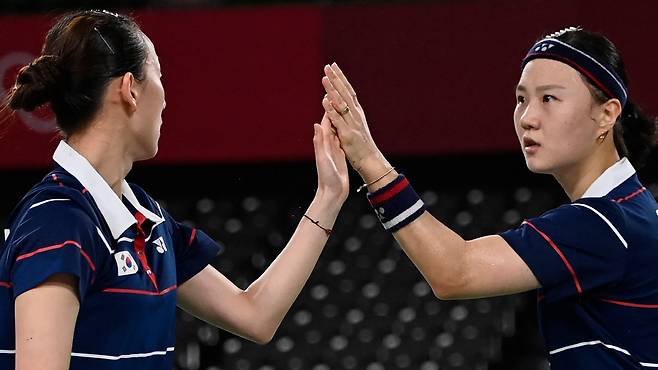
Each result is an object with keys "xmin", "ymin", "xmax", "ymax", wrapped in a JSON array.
[
  {"xmin": 177, "ymin": 266, "xmax": 265, "ymax": 343},
  {"xmin": 15, "ymin": 273, "xmax": 79, "ymax": 370},
  {"xmin": 456, "ymin": 235, "xmax": 540, "ymax": 299},
  {"xmin": 498, "ymin": 200, "xmax": 628, "ymax": 302}
]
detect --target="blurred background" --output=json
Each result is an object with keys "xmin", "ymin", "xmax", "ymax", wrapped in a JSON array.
[{"xmin": 1, "ymin": 0, "xmax": 657, "ymax": 369}]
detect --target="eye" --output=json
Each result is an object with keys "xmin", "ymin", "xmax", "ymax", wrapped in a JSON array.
[
  {"xmin": 543, "ymin": 95, "xmax": 557, "ymax": 102},
  {"xmin": 516, "ymin": 95, "xmax": 526, "ymax": 104}
]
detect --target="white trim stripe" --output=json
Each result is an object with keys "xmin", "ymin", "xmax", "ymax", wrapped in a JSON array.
[
  {"xmin": 548, "ymin": 340, "xmax": 658, "ymax": 367},
  {"xmin": 0, "ymin": 349, "xmax": 15, "ymax": 354},
  {"xmin": 28, "ymin": 198, "xmax": 70, "ymax": 210},
  {"xmin": 382, "ymin": 200, "xmax": 425, "ymax": 230},
  {"xmin": 96, "ymin": 227, "xmax": 114, "ymax": 254},
  {"xmin": 117, "ymin": 237, "xmax": 134, "ymax": 243},
  {"xmin": 539, "ymin": 38, "xmax": 627, "ymax": 101},
  {"xmin": 571, "ymin": 203, "xmax": 628, "ymax": 248},
  {"xmin": 3, "ymin": 229, "xmax": 9, "ymax": 242},
  {"xmin": 549, "ymin": 340, "xmax": 630, "ymax": 356},
  {"xmin": 70, "ymin": 347, "xmax": 174, "ymax": 361}
]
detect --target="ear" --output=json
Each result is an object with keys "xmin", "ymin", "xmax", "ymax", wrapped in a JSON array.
[
  {"xmin": 596, "ymin": 98, "xmax": 623, "ymax": 133},
  {"xmin": 119, "ymin": 72, "xmax": 138, "ymax": 112}
]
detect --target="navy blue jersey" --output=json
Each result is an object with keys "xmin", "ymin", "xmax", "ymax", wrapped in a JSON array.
[
  {"xmin": 0, "ymin": 141, "xmax": 222, "ymax": 370},
  {"xmin": 501, "ymin": 158, "xmax": 658, "ymax": 368}
]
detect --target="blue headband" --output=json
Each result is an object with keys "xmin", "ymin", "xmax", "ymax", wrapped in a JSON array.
[{"xmin": 522, "ymin": 38, "xmax": 628, "ymax": 107}]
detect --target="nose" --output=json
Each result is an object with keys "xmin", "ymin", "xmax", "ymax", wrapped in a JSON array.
[{"xmin": 518, "ymin": 100, "xmax": 540, "ymax": 131}]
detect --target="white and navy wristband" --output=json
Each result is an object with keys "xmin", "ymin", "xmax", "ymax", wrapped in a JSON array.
[{"xmin": 367, "ymin": 174, "xmax": 426, "ymax": 232}]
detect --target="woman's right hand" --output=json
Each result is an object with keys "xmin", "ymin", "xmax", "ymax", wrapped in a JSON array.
[{"xmin": 321, "ymin": 63, "xmax": 394, "ymax": 185}]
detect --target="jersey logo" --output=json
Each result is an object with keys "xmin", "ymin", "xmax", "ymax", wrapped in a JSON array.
[
  {"xmin": 153, "ymin": 236, "xmax": 168, "ymax": 254},
  {"xmin": 115, "ymin": 251, "xmax": 139, "ymax": 276}
]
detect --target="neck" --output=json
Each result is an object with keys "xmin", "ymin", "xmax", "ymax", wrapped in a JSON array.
[
  {"xmin": 553, "ymin": 147, "xmax": 620, "ymax": 201},
  {"xmin": 67, "ymin": 122, "xmax": 133, "ymax": 198}
]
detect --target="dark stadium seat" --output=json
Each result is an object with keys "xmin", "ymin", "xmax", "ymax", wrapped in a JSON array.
[{"xmin": 169, "ymin": 183, "xmax": 562, "ymax": 370}]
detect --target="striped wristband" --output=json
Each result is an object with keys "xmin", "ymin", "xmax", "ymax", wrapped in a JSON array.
[{"xmin": 367, "ymin": 174, "xmax": 426, "ymax": 232}]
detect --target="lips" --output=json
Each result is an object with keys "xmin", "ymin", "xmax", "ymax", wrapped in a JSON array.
[{"xmin": 523, "ymin": 137, "xmax": 539, "ymax": 148}]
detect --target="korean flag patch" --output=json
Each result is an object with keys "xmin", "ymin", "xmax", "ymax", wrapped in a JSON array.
[{"xmin": 115, "ymin": 251, "xmax": 139, "ymax": 276}]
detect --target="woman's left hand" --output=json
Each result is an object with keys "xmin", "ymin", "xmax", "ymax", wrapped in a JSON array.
[{"xmin": 313, "ymin": 113, "xmax": 349, "ymax": 204}]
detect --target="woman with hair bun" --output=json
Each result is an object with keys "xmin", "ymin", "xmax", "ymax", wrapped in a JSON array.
[
  {"xmin": 0, "ymin": 10, "xmax": 348, "ymax": 370},
  {"xmin": 322, "ymin": 27, "xmax": 658, "ymax": 368}
]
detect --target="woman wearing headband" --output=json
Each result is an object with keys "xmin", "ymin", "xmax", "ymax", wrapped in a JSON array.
[
  {"xmin": 0, "ymin": 10, "xmax": 348, "ymax": 370},
  {"xmin": 322, "ymin": 27, "xmax": 658, "ymax": 368}
]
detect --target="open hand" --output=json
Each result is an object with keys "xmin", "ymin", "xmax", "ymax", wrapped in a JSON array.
[
  {"xmin": 322, "ymin": 63, "xmax": 391, "ymax": 183},
  {"xmin": 313, "ymin": 113, "xmax": 349, "ymax": 203}
]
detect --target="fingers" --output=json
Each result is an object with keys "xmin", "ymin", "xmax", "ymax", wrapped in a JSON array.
[
  {"xmin": 312, "ymin": 123, "xmax": 324, "ymax": 159},
  {"xmin": 322, "ymin": 96, "xmax": 347, "ymax": 131},
  {"xmin": 320, "ymin": 113, "xmax": 334, "ymax": 135},
  {"xmin": 324, "ymin": 64, "xmax": 356, "ymax": 111},
  {"xmin": 330, "ymin": 62, "xmax": 357, "ymax": 99},
  {"xmin": 322, "ymin": 76, "xmax": 349, "ymax": 115}
]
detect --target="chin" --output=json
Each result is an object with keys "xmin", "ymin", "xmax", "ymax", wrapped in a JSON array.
[
  {"xmin": 524, "ymin": 157, "xmax": 552, "ymax": 174},
  {"xmin": 135, "ymin": 145, "xmax": 159, "ymax": 161}
]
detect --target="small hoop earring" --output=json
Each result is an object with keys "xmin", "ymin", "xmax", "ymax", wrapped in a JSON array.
[{"xmin": 596, "ymin": 131, "xmax": 609, "ymax": 144}]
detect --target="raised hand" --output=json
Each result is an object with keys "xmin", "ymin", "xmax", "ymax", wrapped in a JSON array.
[
  {"xmin": 321, "ymin": 63, "xmax": 393, "ymax": 185},
  {"xmin": 313, "ymin": 113, "xmax": 349, "ymax": 203}
]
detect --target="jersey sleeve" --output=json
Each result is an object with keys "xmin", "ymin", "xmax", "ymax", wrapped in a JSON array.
[
  {"xmin": 161, "ymin": 208, "xmax": 223, "ymax": 285},
  {"xmin": 499, "ymin": 198, "xmax": 629, "ymax": 302},
  {"xmin": 8, "ymin": 199, "xmax": 101, "ymax": 300}
]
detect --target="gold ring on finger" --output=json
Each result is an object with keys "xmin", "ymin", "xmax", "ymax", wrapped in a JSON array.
[{"xmin": 340, "ymin": 106, "xmax": 350, "ymax": 115}]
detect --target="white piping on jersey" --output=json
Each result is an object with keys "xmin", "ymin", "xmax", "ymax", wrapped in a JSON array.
[
  {"xmin": 155, "ymin": 201, "xmax": 164, "ymax": 218},
  {"xmin": 549, "ymin": 340, "xmax": 630, "ymax": 356},
  {"xmin": 3, "ymin": 229, "xmax": 9, "ymax": 241},
  {"xmin": 96, "ymin": 227, "xmax": 114, "ymax": 254},
  {"xmin": 382, "ymin": 200, "xmax": 425, "ymax": 230},
  {"xmin": 549, "ymin": 341, "xmax": 658, "ymax": 367},
  {"xmin": 28, "ymin": 198, "xmax": 70, "ymax": 210},
  {"xmin": 571, "ymin": 203, "xmax": 628, "ymax": 248},
  {"xmin": 117, "ymin": 237, "xmax": 134, "ymax": 243},
  {"xmin": 71, "ymin": 347, "xmax": 175, "ymax": 360},
  {"xmin": 0, "ymin": 347, "xmax": 175, "ymax": 360}
]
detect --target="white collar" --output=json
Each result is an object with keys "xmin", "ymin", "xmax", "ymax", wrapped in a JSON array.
[
  {"xmin": 581, "ymin": 157, "xmax": 636, "ymax": 198},
  {"xmin": 53, "ymin": 140, "xmax": 163, "ymax": 239}
]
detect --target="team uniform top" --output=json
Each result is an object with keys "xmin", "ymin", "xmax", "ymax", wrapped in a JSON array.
[
  {"xmin": 0, "ymin": 141, "xmax": 222, "ymax": 370},
  {"xmin": 500, "ymin": 158, "xmax": 658, "ymax": 369}
]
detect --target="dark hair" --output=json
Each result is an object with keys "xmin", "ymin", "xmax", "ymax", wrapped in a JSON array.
[
  {"xmin": 551, "ymin": 28, "xmax": 657, "ymax": 168},
  {"xmin": 5, "ymin": 10, "xmax": 148, "ymax": 137}
]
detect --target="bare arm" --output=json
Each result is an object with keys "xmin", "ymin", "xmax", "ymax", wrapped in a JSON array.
[
  {"xmin": 321, "ymin": 63, "xmax": 539, "ymax": 299},
  {"xmin": 392, "ymin": 214, "xmax": 538, "ymax": 299},
  {"xmin": 177, "ymin": 116, "xmax": 349, "ymax": 343},
  {"xmin": 15, "ymin": 273, "xmax": 79, "ymax": 370}
]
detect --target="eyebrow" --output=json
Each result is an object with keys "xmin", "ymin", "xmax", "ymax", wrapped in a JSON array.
[{"xmin": 516, "ymin": 84, "xmax": 567, "ymax": 93}]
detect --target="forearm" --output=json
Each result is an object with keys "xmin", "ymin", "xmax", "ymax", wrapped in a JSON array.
[
  {"xmin": 357, "ymin": 156, "xmax": 471, "ymax": 298},
  {"xmin": 242, "ymin": 191, "xmax": 342, "ymax": 338},
  {"xmin": 391, "ymin": 213, "xmax": 470, "ymax": 298}
]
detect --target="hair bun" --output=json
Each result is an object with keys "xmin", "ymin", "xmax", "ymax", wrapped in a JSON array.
[{"xmin": 9, "ymin": 55, "xmax": 62, "ymax": 112}]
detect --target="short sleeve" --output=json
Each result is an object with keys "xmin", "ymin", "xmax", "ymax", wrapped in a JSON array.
[
  {"xmin": 8, "ymin": 200, "xmax": 101, "ymax": 300},
  {"xmin": 163, "ymin": 209, "xmax": 223, "ymax": 285},
  {"xmin": 499, "ymin": 198, "xmax": 629, "ymax": 302}
]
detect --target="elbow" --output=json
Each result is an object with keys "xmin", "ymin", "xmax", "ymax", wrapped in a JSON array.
[
  {"xmin": 250, "ymin": 328, "xmax": 275, "ymax": 345},
  {"xmin": 241, "ymin": 318, "xmax": 279, "ymax": 345},
  {"xmin": 427, "ymin": 270, "xmax": 470, "ymax": 301},
  {"xmin": 431, "ymin": 285, "xmax": 462, "ymax": 300}
]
